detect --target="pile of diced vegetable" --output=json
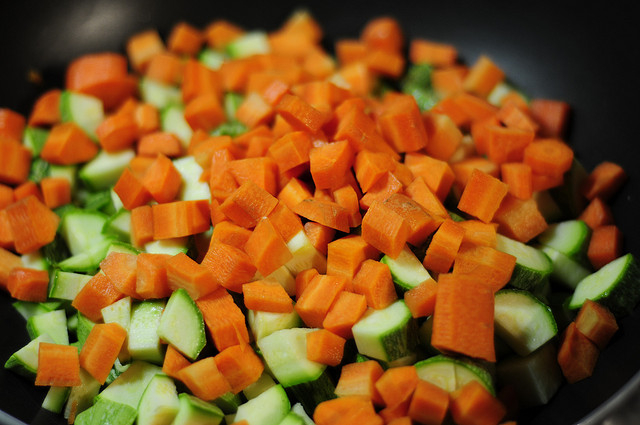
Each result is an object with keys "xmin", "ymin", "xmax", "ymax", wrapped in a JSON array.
[{"xmin": 1, "ymin": 9, "xmax": 638, "ymax": 425}]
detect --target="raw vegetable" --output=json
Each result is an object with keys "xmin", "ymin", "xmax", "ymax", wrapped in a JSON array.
[{"xmin": 0, "ymin": 10, "xmax": 636, "ymax": 425}]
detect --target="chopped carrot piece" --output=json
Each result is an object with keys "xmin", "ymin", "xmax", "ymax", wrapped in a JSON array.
[
  {"xmin": 410, "ymin": 39, "xmax": 457, "ymax": 66},
  {"xmin": 352, "ymin": 259, "xmax": 397, "ymax": 310},
  {"xmin": 79, "ymin": 323, "xmax": 128, "ymax": 384},
  {"xmin": 578, "ymin": 197, "xmax": 614, "ymax": 230},
  {"xmin": 403, "ymin": 278, "xmax": 438, "ymax": 318},
  {"xmin": 126, "ymin": 30, "xmax": 165, "ymax": 72},
  {"xmin": 136, "ymin": 253, "xmax": 172, "ymax": 300},
  {"xmin": 457, "ymin": 169, "xmax": 509, "ymax": 223},
  {"xmin": 327, "ymin": 235, "xmax": 379, "ymax": 282},
  {"xmin": 575, "ymin": 299, "xmax": 619, "ymax": 350},
  {"xmin": 131, "ymin": 205, "xmax": 154, "ymax": 248},
  {"xmin": 295, "ymin": 274, "xmax": 348, "ymax": 328},
  {"xmin": 100, "ymin": 251, "xmax": 139, "ymax": 298},
  {"xmin": 196, "ymin": 287, "xmax": 250, "ymax": 351},
  {"xmin": 35, "ymin": 343, "xmax": 81, "ymax": 387},
  {"xmin": 214, "ymin": 344, "xmax": 264, "ymax": 394},
  {"xmin": 141, "ymin": 154, "xmax": 182, "ymax": 204},
  {"xmin": 243, "ymin": 280, "xmax": 293, "ymax": 313},
  {"xmin": 557, "ymin": 322, "xmax": 599, "ymax": 384},
  {"xmin": 581, "ymin": 161, "xmax": 628, "ymax": 201},
  {"xmin": 40, "ymin": 177, "xmax": 71, "ymax": 209},
  {"xmin": 423, "ymin": 219, "xmax": 465, "ymax": 274},
  {"xmin": 323, "ymin": 291, "xmax": 368, "ymax": 339},
  {"xmin": 529, "ymin": 99, "xmax": 570, "ymax": 138},
  {"xmin": 306, "ymin": 329, "xmax": 346, "ymax": 366},
  {"xmin": 294, "ymin": 198, "xmax": 350, "ymax": 233},
  {"xmin": 178, "ymin": 357, "xmax": 232, "ymax": 401},
  {"xmin": 375, "ymin": 366, "xmax": 419, "ymax": 408},
  {"xmin": 219, "ymin": 181, "xmax": 279, "ymax": 228},
  {"xmin": 378, "ymin": 94, "xmax": 428, "ymax": 153},
  {"xmin": 383, "ymin": 193, "xmax": 441, "ymax": 246},
  {"xmin": 523, "ymin": 138, "xmax": 574, "ymax": 177},
  {"xmin": 40, "ymin": 122, "xmax": 98, "ymax": 165},
  {"xmin": 201, "ymin": 240, "xmax": 257, "ymax": 293},
  {"xmin": 493, "ymin": 194, "xmax": 548, "ymax": 243},
  {"xmin": 587, "ymin": 225, "xmax": 623, "ymax": 270},
  {"xmin": 113, "ymin": 168, "xmax": 152, "ymax": 210},
  {"xmin": 96, "ymin": 112, "xmax": 138, "ymax": 152},
  {"xmin": 244, "ymin": 217, "xmax": 293, "ymax": 276},
  {"xmin": 166, "ymin": 252, "xmax": 218, "ymax": 300},
  {"xmin": 463, "ymin": 55, "xmax": 505, "ymax": 98},
  {"xmin": 449, "ymin": 380, "xmax": 507, "ymax": 425},
  {"xmin": 407, "ymin": 380, "xmax": 450, "ymax": 425},
  {"xmin": 28, "ymin": 90, "xmax": 62, "ymax": 127},
  {"xmin": 5, "ymin": 195, "xmax": 59, "ymax": 254},
  {"xmin": 304, "ymin": 221, "xmax": 336, "ymax": 257},
  {"xmin": 361, "ymin": 199, "xmax": 409, "ymax": 259},
  {"xmin": 152, "ymin": 199, "xmax": 211, "ymax": 239},
  {"xmin": 162, "ymin": 345, "xmax": 191, "ymax": 380},
  {"xmin": 7, "ymin": 268, "xmax": 49, "ymax": 303},
  {"xmin": 138, "ymin": 132, "xmax": 183, "ymax": 158},
  {"xmin": 335, "ymin": 360, "xmax": 385, "ymax": 406},
  {"xmin": 309, "ymin": 140, "xmax": 354, "ymax": 190},
  {"xmin": 453, "ymin": 243, "xmax": 517, "ymax": 292},
  {"xmin": 167, "ymin": 21, "xmax": 203, "ymax": 56}
]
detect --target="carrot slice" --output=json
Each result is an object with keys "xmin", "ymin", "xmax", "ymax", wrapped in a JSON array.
[
  {"xmin": 361, "ymin": 200, "xmax": 409, "ymax": 259},
  {"xmin": 294, "ymin": 198, "xmax": 350, "ymax": 233},
  {"xmin": 449, "ymin": 381, "xmax": 507, "ymax": 425},
  {"xmin": 35, "ymin": 343, "xmax": 81, "ymax": 387},
  {"xmin": 219, "ymin": 181, "xmax": 279, "ymax": 228},
  {"xmin": 5, "ymin": 195, "xmax": 59, "ymax": 254},
  {"xmin": 327, "ymin": 235, "xmax": 379, "ymax": 282},
  {"xmin": 457, "ymin": 169, "xmax": 509, "ymax": 223},
  {"xmin": 578, "ymin": 197, "xmax": 614, "ymax": 230},
  {"xmin": 178, "ymin": 357, "xmax": 232, "ymax": 401},
  {"xmin": 493, "ymin": 194, "xmax": 548, "ymax": 243},
  {"xmin": 410, "ymin": 39, "xmax": 457, "ymax": 66},
  {"xmin": 453, "ymin": 243, "xmax": 517, "ymax": 292},
  {"xmin": 306, "ymin": 329, "xmax": 346, "ymax": 366},
  {"xmin": 557, "ymin": 322, "xmax": 599, "ymax": 384},
  {"xmin": 96, "ymin": 112, "xmax": 138, "ymax": 152},
  {"xmin": 375, "ymin": 366, "xmax": 419, "ymax": 408},
  {"xmin": 309, "ymin": 140, "xmax": 354, "ymax": 190},
  {"xmin": 352, "ymin": 259, "xmax": 397, "ymax": 310},
  {"xmin": 196, "ymin": 287, "xmax": 250, "ymax": 351},
  {"xmin": 7, "ymin": 268, "xmax": 49, "ymax": 303},
  {"xmin": 167, "ymin": 21, "xmax": 203, "ymax": 56},
  {"xmin": 463, "ymin": 55, "xmax": 505, "ymax": 98},
  {"xmin": 136, "ymin": 253, "xmax": 172, "ymax": 300},
  {"xmin": 335, "ymin": 360, "xmax": 385, "ymax": 406},
  {"xmin": 72, "ymin": 273, "xmax": 124, "ymax": 322},
  {"xmin": 214, "ymin": 344, "xmax": 264, "ymax": 394},
  {"xmin": 201, "ymin": 240, "xmax": 257, "ymax": 293},
  {"xmin": 152, "ymin": 199, "xmax": 211, "ymax": 239},
  {"xmin": 403, "ymin": 278, "xmax": 438, "ymax": 318},
  {"xmin": 575, "ymin": 299, "xmax": 618, "ymax": 350},
  {"xmin": 162, "ymin": 345, "xmax": 191, "ymax": 380},
  {"xmin": 0, "ymin": 247, "xmax": 22, "ymax": 290},
  {"xmin": 244, "ymin": 217, "xmax": 293, "ymax": 277},
  {"xmin": 407, "ymin": 380, "xmax": 450, "ymax": 425},
  {"xmin": 40, "ymin": 177, "xmax": 72, "ymax": 209},
  {"xmin": 587, "ymin": 225, "xmax": 623, "ymax": 270},
  {"xmin": 423, "ymin": 219, "xmax": 465, "ymax": 274},
  {"xmin": 166, "ymin": 252, "xmax": 219, "ymax": 300},
  {"xmin": 383, "ymin": 193, "xmax": 441, "ymax": 246},
  {"xmin": 28, "ymin": 90, "xmax": 62, "ymax": 127},
  {"xmin": 242, "ymin": 280, "xmax": 293, "ymax": 313},
  {"xmin": 141, "ymin": 154, "xmax": 182, "ymax": 204},
  {"xmin": 522, "ymin": 138, "xmax": 574, "ymax": 177},
  {"xmin": 295, "ymin": 274, "xmax": 348, "ymax": 328},
  {"xmin": 100, "ymin": 251, "xmax": 139, "ymax": 298},
  {"xmin": 322, "ymin": 291, "xmax": 368, "ymax": 339},
  {"xmin": 581, "ymin": 161, "xmax": 628, "ymax": 201},
  {"xmin": 79, "ymin": 323, "xmax": 128, "ymax": 384}
]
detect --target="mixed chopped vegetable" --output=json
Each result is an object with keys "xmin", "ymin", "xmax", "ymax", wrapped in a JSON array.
[{"xmin": 0, "ymin": 10, "xmax": 636, "ymax": 425}]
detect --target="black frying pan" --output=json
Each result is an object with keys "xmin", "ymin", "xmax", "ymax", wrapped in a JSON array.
[{"xmin": 1, "ymin": 1, "xmax": 639, "ymax": 424}]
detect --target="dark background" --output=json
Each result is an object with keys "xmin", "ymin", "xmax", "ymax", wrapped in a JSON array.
[{"xmin": 1, "ymin": 1, "xmax": 639, "ymax": 424}]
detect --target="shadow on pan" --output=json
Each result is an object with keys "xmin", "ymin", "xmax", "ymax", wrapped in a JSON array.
[{"xmin": 1, "ymin": 1, "xmax": 639, "ymax": 424}]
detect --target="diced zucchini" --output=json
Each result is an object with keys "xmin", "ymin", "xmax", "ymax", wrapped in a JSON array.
[
  {"xmin": 128, "ymin": 300, "xmax": 166, "ymax": 363},
  {"xmin": 48, "ymin": 164, "xmax": 78, "ymax": 191},
  {"xmin": 161, "ymin": 104, "xmax": 192, "ymax": 148},
  {"xmin": 77, "ymin": 312, "xmax": 96, "ymax": 347},
  {"xmin": 226, "ymin": 31, "xmax": 270, "ymax": 58},
  {"xmin": 247, "ymin": 308, "xmax": 303, "ymax": 341},
  {"xmin": 59, "ymin": 208, "xmax": 110, "ymax": 256},
  {"xmin": 144, "ymin": 237, "xmax": 189, "ymax": 255},
  {"xmin": 290, "ymin": 403, "xmax": 315, "ymax": 425},
  {"xmin": 137, "ymin": 374, "xmax": 180, "ymax": 425},
  {"xmin": 495, "ymin": 234, "xmax": 552, "ymax": 291},
  {"xmin": 541, "ymin": 245, "xmax": 591, "ymax": 290},
  {"xmin": 414, "ymin": 354, "xmax": 495, "ymax": 395},
  {"xmin": 21, "ymin": 250, "xmax": 49, "ymax": 271},
  {"xmin": 173, "ymin": 156, "xmax": 211, "ymax": 201},
  {"xmin": 4, "ymin": 333, "xmax": 55, "ymax": 377},
  {"xmin": 63, "ymin": 369, "xmax": 102, "ymax": 422},
  {"xmin": 96, "ymin": 361, "xmax": 163, "ymax": 409},
  {"xmin": 537, "ymin": 220, "xmax": 591, "ymax": 262},
  {"xmin": 49, "ymin": 270, "xmax": 92, "ymax": 301},
  {"xmin": 42, "ymin": 386, "xmax": 71, "ymax": 413},
  {"xmin": 569, "ymin": 253, "xmax": 640, "ymax": 317},
  {"xmin": 198, "ymin": 48, "xmax": 225, "ymax": 70},
  {"xmin": 12, "ymin": 300, "xmax": 58, "ymax": 320},
  {"xmin": 57, "ymin": 237, "xmax": 115, "ymax": 273},
  {"xmin": 233, "ymin": 384, "xmax": 290, "ymax": 425},
  {"xmin": 224, "ymin": 92, "xmax": 245, "ymax": 119},
  {"xmin": 140, "ymin": 77, "xmax": 182, "ymax": 109},
  {"xmin": 74, "ymin": 397, "xmax": 137, "ymax": 425},
  {"xmin": 243, "ymin": 372, "xmax": 277, "ymax": 400},
  {"xmin": 172, "ymin": 393, "xmax": 224, "ymax": 425},
  {"xmin": 285, "ymin": 231, "xmax": 327, "ymax": 275},
  {"xmin": 157, "ymin": 288, "xmax": 206, "ymax": 360},
  {"xmin": 352, "ymin": 300, "xmax": 417, "ymax": 362},
  {"xmin": 380, "ymin": 246, "xmax": 431, "ymax": 292},
  {"xmin": 27, "ymin": 309, "xmax": 68, "ymax": 345},
  {"xmin": 22, "ymin": 126, "xmax": 50, "ymax": 156},
  {"xmin": 494, "ymin": 289, "xmax": 557, "ymax": 356},
  {"xmin": 60, "ymin": 90, "xmax": 104, "ymax": 139},
  {"xmin": 258, "ymin": 265, "xmax": 296, "ymax": 296},
  {"xmin": 79, "ymin": 148, "xmax": 135, "ymax": 191},
  {"xmin": 102, "ymin": 208, "xmax": 132, "ymax": 242}
]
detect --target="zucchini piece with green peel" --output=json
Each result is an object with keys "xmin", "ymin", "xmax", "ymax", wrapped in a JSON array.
[
  {"xmin": 352, "ymin": 300, "xmax": 417, "ymax": 362},
  {"xmin": 102, "ymin": 208, "xmax": 132, "ymax": 242},
  {"xmin": 157, "ymin": 288, "xmax": 206, "ymax": 360},
  {"xmin": 4, "ymin": 333, "xmax": 55, "ymax": 377},
  {"xmin": 74, "ymin": 397, "xmax": 137, "ymax": 425},
  {"xmin": 495, "ymin": 234, "xmax": 552, "ymax": 291},
  {"xmin": 285, "ymin": 230, "xmax": 327, "ymax": 275},
  {"xmin": 233, "ymin": 384, "xmax": 290, "ymax": 425},
  {"xmin": 49, "ymin": 270, "xmax": 92, "ymax": 301},
  {"xmin": 172, "ymin": 393, "xmax": 224, "ymax": 425},
  {"xmin": 21, "ymin": 250, "xmax": 49, "ymax": 271},
  {"xmin": 63, "ymin": 368, "xmax": 102, "ymax": 422},
  {"xmin": 568, "ymin": 253, "xmax": 640, "ymax": 317},
  {"xmin": 226, "ymin": 31, "xmax": 270, "ymax": 58},
  {"xmin": 79, "ymin": 148, "xmax": 135, "ymax": 190},
  {"xmin": 247, "ymin": 308, "xmax": 303, "ymax": 341},
  {"xmin": 12, "ymin": 300, "xmax": 58, "ymax": 320},
  {"xmin": 27, "ymin": 309, "xmax": 68, "ymax": 345},
  {"xmin": 278, "ymin": 412, "xmax": 306, "ymax": 425},
  {"xmin": 96, "ymin": 361, "xmax": 163, "ymax": 409},
  {"xmin": 286, "ymin": 370, "xmax": 336, "ymax": 413},
  {"xmin": 541, "ymin": 246, "xmax": 591, "ymax": 290},
  {"xmin": 161, "ymin": 105, "xmax": 192, "ymax": 148},
  {"xmin": 22, "ymin": 126, "xmax": 50, "ymax": 156},
  {"xmin": 243, "ymin": 372, "xmax": 277, "ymax": 400},
  {"xmin": 60, "ymin": 208, "xmax": 110, "ymax": 256},
  {"xmin": 60, "ymin": 90, "xmax": 104, "ymax": 139},
  {"xmin": 496, "ymin": 342, "xmax": 563, "ymax": 408},
  {"xmin": 380, "ymin": 245, "xmax": 431, "ymax": 292},
  {"xmin": 57, "ymin": 236, "xmax": 116, "ymax": 273},
  {"xmin": 77, "ymin": 312, "xmax": 96, "ymax": 347},
  {"xmin": 494, "ymin": 289, "xmax": 557, "ymax": 356},
  {"xmin": 48, "ymin": 164, "xmax": 78, "ymax": 191},
  {"xmin": 144, "ymin": 237, "xmax": 190, "ymax": 255},
  {"xmin": 139, "ymin": 77, "xmax": 182, "ymax": 109},
  {"xmin": 137, "ymin": 374, "xmax": 180, "ymax": 425},
  {"xmin": 198, "ymin": 48, "xmax": 225, "ymax": 70},
  {"xmin": 173, "ymin": 156, "xmax": 210, "ymax": 201},
  {"xmin": 128, "ymin": 300, "xmax": 166, "ymax": 364},
  {"xmin": 42, "ymin": 386, "xmax": 71, "ymax": 413},
  {"xmin": 290, "ymin": 403, "xmax": 315, "ymax": 425},
  {"xmin": 414, "ymin": 354, "xmax": 495, "ymax": 395},
  {"xmin": 537, "ymin": 220, "xmax": 591, "ymax": 262}
]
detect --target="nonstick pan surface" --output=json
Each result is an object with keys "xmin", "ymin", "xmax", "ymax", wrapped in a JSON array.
[{"xmin": 1, "ymin": 1, "xmax": 639, "ymax": 424}]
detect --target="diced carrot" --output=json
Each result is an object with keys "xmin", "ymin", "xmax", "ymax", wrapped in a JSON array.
[
  {"xmin": 410, "ymin": 39, "xmax": 457, "ymax": 66},
  {"xmin": 5, "ymin": 195, "xmax": 59, "ymax": 254},
  {"xmin": 294, "ymin": 198, "xmax": 350, "ymax": 233},
  {"xmin": 40, "ymin": 177, "xmax": 71, "ymax": 209},
  {"xmin": 314, "ymin": 396, "xmax": 383, "ymax": 425},
  {"xmin": 485, "ymin": 125, "xmax": 535, "ymax": 165},
  {"xmin": 204, "ymin": 20, "xmax": 244, "ymax": 49},
  {"xmin": 14, "ymin": 181, "xmax": 43, "ymax": 203},
  {"xmin": 267, "ymin": 131, "xmax": 312, "ymax": 174},
  {"xmin": 162, "ymin": 345, "xmax": 191, "ymax": 380},
  {"xmin": 531, "ymin": 172, "xmax": 564, "ymax": 192},
  {"xmin": 351, "ymin": 258, "xmax": 397, "ymax": 310},
  {"xmin": 166, "ymin": 252, "xmax": 218, "ymax": 300},
  {"xmin": 196, "ymin": 287, "xmax": 250, "ymax": 351},
  {"xmin": 275, "ymin": 93, "xmax": 328, "ymax": 134},
  {"xmin": 335, "ymin": 360, "xmax": 385, "ymax": 406},
  {"xmin": 469, "ymin": 115, "xmax": 500, "ymax": 155},
  {"xmin": 178, "ymin": 357, "xmax": 232, "ymax": 401},
  {"xmin": 244, "ymin": 217, "xmax": 293, "ymax": 276},
  {"xmin": 493, "ymin": 194, "xmax": 548, "ymax": 243},
  {"xmin": 100, "ymin": 251, "xmax": 139, "ymax": 298},
  {"xmin": 140, "ymin": 154, "xmax": 182, "ymax": 204},
  {"xmin": 201, "ymin": 240, "xmax": 257, "ymax": 293},
  {"xmin": 306, "ymin": 329, "xmax": 346, "ymax": 366},
  {"xmin": 138, "ymin": 132, "xmax": 184, "ymax": 158},
  {"xmin": 0, "ymin": 210, "xmax": 14, "ymax": 250},
  {"xmin": 353, "ymin": 150, "xmax": 395, "ymax": 193},
  {"xmin": 182, "ymin": 59, "xmax": 223, "ymax": 104},
  {"xmin": 332, "ymin": 185, "xmax": 362, "ymax": 228},
  {"xmin": 72, "ymin": 273, "xmax": 124, "ymax": 323},
  {"xmin": 0, "ymin": 184, "xmax": 13, "ymax": 209},
  {"xmin": 361, "ymin": 199, "xmax": 409, "ymax": 259},
  {"xmin": 35, "ymin": 343, "xmax": 81, "ymax": 387},
  {"xmin": 235, "ymin": 92, "xmax": 275, "ymax": 129},
  {"xmin": 326, "ymin": 235, "xmax": 379, "ymax": 282},
  {"xmin": 226, "ymin": 157, "xmax": 278, "ymax": 196},
  {"xmin": 219, "ymin": 57, "xmax": 256, "ymax": 93},
  {"xmin": 378, "ymin": 94, "xmax": 428, "ymax": 153},
  {"xmin": 522, "ymin": 138, "xmax": 574, "ymax": 177},
  {"xmin": 587, "ymin": 225, "xmax": 623, "ymax": 270},
  {"xmin": 459, "ymin": 220, "xmax": 498, "ymax": 248},
  {"xmin": 581, "ymin": 161, "xmax": 628, "ymax": 201},
  {"xmin": 457, "ymin": 169, "xmax": 509, "ymax": 223},
  {"xmin": 322, "ymin": 291, "xmax": 368, "ymax": 339},
  {"xmin": 423, "ymin": 219, "xmax": 465, "ymax": 274},
  {"xmin": 130, "ymin": 205, "xmax": 154, "ymax": 248},
  {"xmin": 575, "ymin": 299, "xmax": 618, "ymax": 350},
  {"xmin": 578, "ymin": 197, "xmax": 614, "ymax": 230},
  {"xmin": 304, "ymin": 221, "xmax": 336, "ymax": 257},
  {"xmin": 449, "ymin": 380, "xmax": 507, "ymax": 425},
  {"xmin": 7, "ymin": 267, "xmax": 49, "ymax": 303},
  {"xmin": 365, "ymin": 49, "xmax": 406, "ymax": 79},
  {"xmin": 432, "ymin": 273, "xmax": 496, "ymax": 362},
  {"xmin": 404, "ymin": 153, "xmax": 455, "ymax": 202},
  {"xmin": 557, "ymin": 322, "xmax": 599, "ymax": 384},
  {"xmin": 211, "ymin": 221, "xmax": 252, "ymax": 250},
  {"xmin": 431, "ymin": 96, "xmax": 470, "ymax": 128},
  {"xmin": 113, "ymin": 168, "xmax": 152, "ymax": 210},
  {"xmin": 134, "ymin": 103, "xmax": 161, "ymax": 138},
  {"xmin": 28, "ymin": 89, "xmax": 62, "ymax": 127},
  {"xmin": 309, "ymin": 140, "xmax": 354, "ymax": 190},
  {"xmin": 126, "ymin": 29, "xmax": 165, "ymax": 72},
  {"xmin": 405, "ymin": 176, "xmax": 449, "ymax": 218},
  {"xmin": 152, "ymin": 199, "xmax": 211, "ymax": 239},
  {"xmin": 129, "ymin": 155, "xmax": 156, "ymax": 178},
  {"xmin": 432, "ymin": 66, "xmax": 467, "ymax": 97},
  {"xmin": 497, "ymin": 102, "xmax": 539, "ymax": 133},
  {"xmin": 387, "ymin": 418, "xmax": 412, "ymax": 425},
  {"xmin": 167, "ymin": 21, "xmax": 203, "ymax": 56},
  {"xmin": 453, "ymin": 243, "xmax": 517, "ymax": 292},
  {"xmin": 452, "ymin": 92, "xmax": 498, "ymax": 124},
  {"xmin": 384, "ymin": 193, "xmax": 441, "ymax": 246},
  {"xmin": 375, "ymin": 366, "xmax": 419, "ymax": 408},
  {"xmin": 529, "ymin": 99, "xmax": 570, "ymax": 138},
  {"xmin": 422, "ymin": 112, "xmax": 463, "ymax": 161},
  {"xmin": 336, "ymin": 39, "xmax": 368, "ymax": 65},
  {"xmin": 184, "ymin": 94, "xmax": 226, "ymax": 132},
  {"xmin": 79, "ymin": 323, "xmax": 127, "ymax": 384},
  {"xmin": 0, "ymin": 138, "xmax": 31, "ymax": 185},
  {"xmin": 407, "ymin": 379, "xmax": 450, "ymax": 425},
  {"xmin": 334, "ymin": 106, "xmax": 399, "ymax": 160},
  {"xmin": 463, "ymin": 55, "xmax": 505, "ymax": 98},
  {"xmin": 242, "ymin": 280, "xmax": 293, "ymax": 313},
  {"xmin": 96, "ymin": 112, "xmax": 138, "ymax": 152},
  {"xmin": 136, "ymin": 253, "xmax": 172, "ymax": 299},
  {"xmin": 451, "ymin": 157, "xmax": 500, "ymax": 191},
  {"xmin": 404, "ymin": 278, "xmax": 438, "ymax": 318},
  {"xmin": 145, "ymin": 52, "xmax": 184, "ymax": 85},
  {"xmin": 264, "ymin": 202, "xmax": 303, "ymax": 244},
  {"xmin": 361, "ymin": 16, "xmax": 404, "ymax": 52},
  {"xmin": 214, "ymin": 344, "xmax": 264, "ymax": 394},
  {"xmin": 295, "ymin": 274, "xmax": 348, "ymax": 328},
  {"xmin": 359, "ymin": 171, "xmax": 404, "ymax": 210},
  {"xmin": 295, "ymin": 269, "xmax": 320, "ymax": 301},
  {"xmin": 501, "ymin": 162, "xmax": 533, "ymax": 200},
  {"xmin": 0, "ymin": 247, "xmax": 25, "ymax": 290}
]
